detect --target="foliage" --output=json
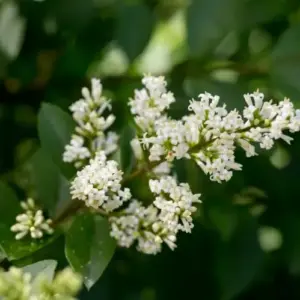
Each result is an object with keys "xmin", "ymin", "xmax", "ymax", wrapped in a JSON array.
[{"xmin": 1, "ymin": 0, "xmax": 300, "ymax": 299}]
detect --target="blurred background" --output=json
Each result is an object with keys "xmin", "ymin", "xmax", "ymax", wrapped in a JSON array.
[{"xmin": 1, "ymin": 0, "xmax": 300, "ymax": 299}]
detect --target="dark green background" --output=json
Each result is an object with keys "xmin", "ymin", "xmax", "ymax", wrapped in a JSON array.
[{"xmin": 1, "ymin": 0, "xmax": 300, "ymax": 299}]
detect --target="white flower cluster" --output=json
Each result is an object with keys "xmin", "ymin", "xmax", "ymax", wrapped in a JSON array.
[
  {"xmin": 62, "ymin": 75, "xmax": 300, "ymax": 255},
  {"xmin": 63, "ymin": 78, "xmax": 118, "ymax": 168},
  {"xmin": 70, "ymin": 151, "xmax": 131, "ymax": 212},
  {"xmin": 11, "ymin": 198, "xmax": 53, "ymax": 240},
  {"xmin": 109, "ymin": 176, "xmax": 201, "ymax": 254},
  {"xmin": 130, "ymin": 80, "xmax": 300, "ymax": 182},
  {"xmin": 0, "ymin": 267, "xmax": 82, "ymax": 300}
]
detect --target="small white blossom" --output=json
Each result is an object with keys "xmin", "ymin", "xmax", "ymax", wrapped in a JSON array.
[
  {"xmin": 63, "ymin": 135, "xmax": 91, "ymax": 168},
  {"xmin": 11, "ymin": 198, "xmax": 53, "ymax": 240},
  {"xmin": 70, "ymin": 151, "xmax": 131, "ymax": 212},
  {"xmin": 129, "ymin": 75, "xmax": 175, "ymax": 131}
]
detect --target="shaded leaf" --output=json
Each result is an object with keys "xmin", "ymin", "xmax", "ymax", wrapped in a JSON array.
[
  {"xmin": 240, "ymin": 0, "xmax": 287, "ymax": 28},
  {"xmin": 216, "ymin": 212, "xmax": 263, "ymax": 300},
  {"xmin": 187, "ymin": 0, "xmax": 241, "ymax": 57},
  {"xmin": 30, "ymin": 148, "xmax": 71, "ymax": 218},
  {"xmin": 116, "ymin": 2, "xmax": 155, "ymax": 61},
  {"xmin": 120, "ymin": 124, "xmax": 136, "ymax": 175},
  {"xmin": 0, "ymin": 181, "xmax": 21, "ymax": 225},
  {"xmin": 271, "ymin": 24, "xmax": 300, "ymax": 100},
  {"xmin": 65, "ymin": 213, "xmax": 116, "ymax": 289},
  {"xmin": 37, "ymin": 103, "xmax": 76, "ymax": 178}
]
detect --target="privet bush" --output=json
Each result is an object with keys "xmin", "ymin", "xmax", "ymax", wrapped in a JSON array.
[{"xmin": 1, "ymin": 74, "xmax": 300, "ymax": 298}]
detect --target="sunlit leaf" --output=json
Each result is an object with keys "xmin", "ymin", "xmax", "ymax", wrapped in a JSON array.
[{"xmin": 187, "ymin": 0, "xmax": 241, "ymax": 57}]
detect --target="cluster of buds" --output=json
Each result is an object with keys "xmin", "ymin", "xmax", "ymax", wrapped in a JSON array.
[{"xmin": 11, "ymin": 198, "xmax": 53, "ymax": 240}]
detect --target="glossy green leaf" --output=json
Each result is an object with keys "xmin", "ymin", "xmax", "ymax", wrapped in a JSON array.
[
  {"xmin": 65, "ymin": 213, "xmax": 116, "ymax": 289},
  {"xmin": 30, "ymin": 148, "xmax": 71, "ymax": 218},
  {"xmin": 116, "ymin": 2, "xmax": 155, "ymax": 61},
  {"xmin": 187, "ymin": 0, "xmax": 241, "ymax": 57},
  {"xmin": 37, "ymin": 103, "xmax": 76, "ymax": 178}
]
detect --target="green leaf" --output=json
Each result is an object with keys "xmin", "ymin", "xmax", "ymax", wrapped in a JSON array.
[
  {"xmin": 216, "ymin": 213, "xmax": 263, "ymax": 300},
  {"xmin": 30, "ymin": 148, "xmax": 71, "ymax": 218},
  {"xmin": 116, "ymin": 2, "xmax": 155, "ymax": 61},
  {"xmin": 22, "ymin": 260, "xmax": 57, "ymax": 281},
  {"xmin": 37, "ymin": 103, "xmax": 76, "ymax": 178},
  {"xmin": 271, "ymin": 24, "xmax": 300, "ymax": 100},
  {"xmin": 65, "ymin": 213, "xmax": 116, "ymax": 289},
  {"xmin": 0, "ymin": 181, "xmax": 21, "ymax": 225},
  {"xmin": 187, "ymin": 0, "xmax": 241, "ymax": 57}
]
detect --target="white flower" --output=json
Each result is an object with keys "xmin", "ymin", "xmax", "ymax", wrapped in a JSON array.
[
  {"xmin": 11, "ymin": 198, "xmax": 53, "ymax": 240},
  {"xmin": 129, "ymin": 75, "xmax": 175, "ymax": 131},
  {"xmin": 63, "ymin": 135, "xmax": 91, "ymax": 168},
  {"xmin": 70, "ymin": 151, "xmax": 131, "ymax": 212}
]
